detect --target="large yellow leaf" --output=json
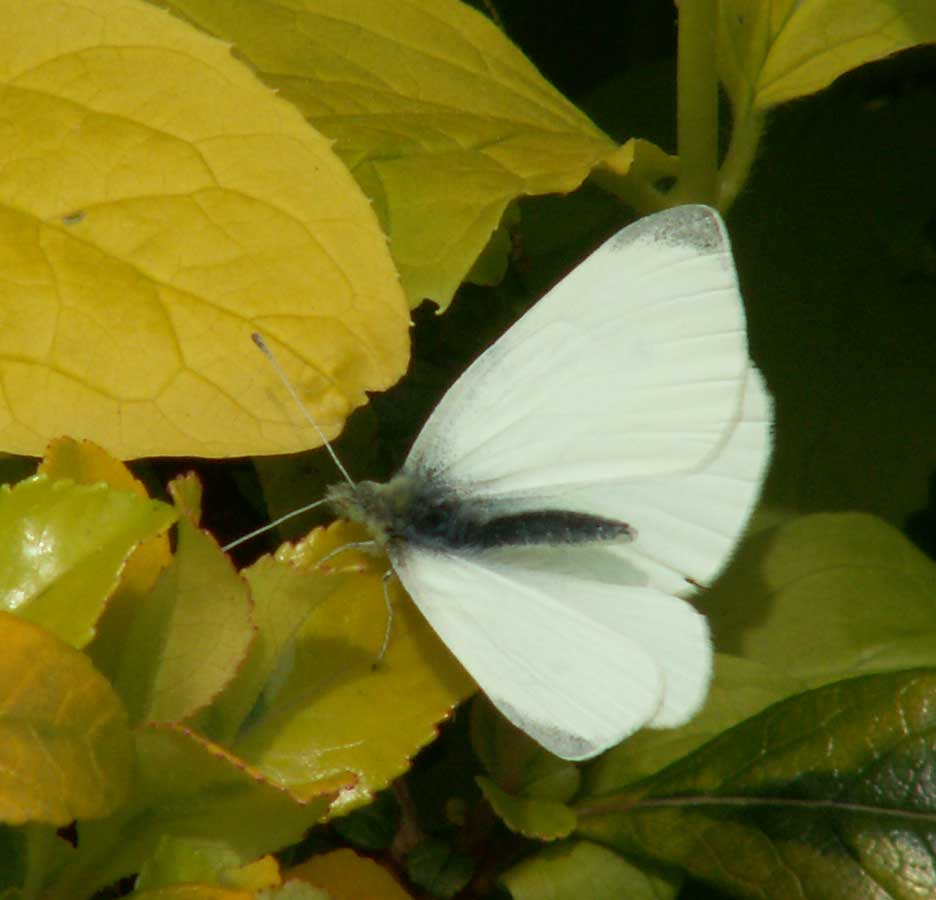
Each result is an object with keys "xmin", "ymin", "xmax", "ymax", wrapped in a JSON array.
[
  {"xmin": 154, "ymin": 0, "xmax": 620, "ymax": 308},
  {"xmin": 719, "ymin": 0, "xmax": 936, "ymax": 113},
  {"xmin": 0, "ymin": 0, "xmax": 408, "ymax": 458},
  {"xmin": 0, "ymin": 612, "xmax": 133, "ymax": 825}
]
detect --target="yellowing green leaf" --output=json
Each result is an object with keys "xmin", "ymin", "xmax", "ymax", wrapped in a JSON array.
[
  {"xmin": 719, "ymin": 0, "xmax": 936, "ymax": 113},
  {"xmin": 0, "ymin": 0, "xmax": 408, "ymax": 458},
  {"xmin": 0, "ymin": 612, "xmax": 133, "ymax": 825},
  {"xmin": 0, "ymin": 476, "xmax": 176, "ymax": 648},
  {"xmin": 288, "ymin": 848, "xmax": 411, "ymax": 900},
  {"xmin": 155, "ymin": 0, "xmax": 619, "ymax": 308},
  {"xmin": 225, "ymin": 855, "xmax": 282, "ymax": 891},
  {"xmin": 114, "ymin": 517, "xmax": 255, "ymax": 725},
  {"xmin": 196, "ymin": 521, "xmax": 359, "ymax": 745},
  {"xmin": 76, "ymin": 723, "xmax": 347, "ymax": 896},
  {"xmin": 134, "ymin": 887, "xmax": 253, "ymax": 900},
  {"xmin": 39, "ymin": 437, "xmax": 172, "ymax": 596},
  {"xmin": 232, "ymin": 542, "xmax": 475, "ymax": 815},
  {"xmin": 135, "ymin": 836, "xmax": 281, "ymax": 893}
]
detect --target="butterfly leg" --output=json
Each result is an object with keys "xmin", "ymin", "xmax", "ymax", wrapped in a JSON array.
[
  {"xmin": 373, "ymin": 568, "xmax": 396, "ymax": 668},
  {"xmin": 314, "ymin": 539, "xmax": 380, "ymax": 572}
]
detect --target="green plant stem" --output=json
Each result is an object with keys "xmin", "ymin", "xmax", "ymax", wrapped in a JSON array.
[
  {"xmin": 673, "ymin": 0, "xmax": 720, "ymax": 206},
  {"xmin": 718, "ymin": 100, "xmax": 765, "ymax": 211}
]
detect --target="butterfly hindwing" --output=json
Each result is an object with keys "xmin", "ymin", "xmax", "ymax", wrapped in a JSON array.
[{"xmin": 391, "ymin": 544, "xmax": 711, "ymax": 760}]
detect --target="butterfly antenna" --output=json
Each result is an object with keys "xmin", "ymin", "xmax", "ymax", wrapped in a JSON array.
[
  {"xmin": 221, "ymin": 497, "xmax": 330, "ymax": 552},
  {"xmin": 251, "ymin": 332, "xmax": 355, "ymax": 487}
]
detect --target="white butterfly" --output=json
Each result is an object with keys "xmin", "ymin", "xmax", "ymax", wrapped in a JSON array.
[{"xmin": 323, "ymin": 205, "xmax": 771, "ymax": 761}]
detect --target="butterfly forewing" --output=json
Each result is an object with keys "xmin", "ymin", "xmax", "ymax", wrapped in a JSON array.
[
  {"xmin": 405, "ymin": 205, "xmax": 750, "ymax": 501},
  {"xmin": 501, "ymin": 366, "xmax": 773, "ymax": 595}
]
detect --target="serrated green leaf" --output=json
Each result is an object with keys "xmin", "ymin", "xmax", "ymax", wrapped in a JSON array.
[
  {"xmin": 113, "ymin": 516, "xmax": 254, "ymax": 725},
  {"xmin": 194, "ymin": 521, "xmax": 357, "ymax": 745},
  {"xmin": 0, "ymin": 476, "xmax": 176, "ymax": 648},
  {"xmin": 577, "ymin": 669, "xmax": 936, "ymax": 900},
  {"xmin": 477, "ymin": 776, "xmax": 576, "ymax": 842},
  {"xmin": 73, "ymin": 724, "xmax": 345, "ymax": 897},
  {"xmin": 231, "ymin": 542, "xmax": 474, "ymax": 816}
]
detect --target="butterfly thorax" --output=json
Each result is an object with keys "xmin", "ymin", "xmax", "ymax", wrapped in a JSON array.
[{"xmin": 327, "ymin": 473, "xmax": 634, "ymax": 554}]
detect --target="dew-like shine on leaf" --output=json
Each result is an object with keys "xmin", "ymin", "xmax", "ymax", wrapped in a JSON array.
[{"xmin": 0, "ymin": 475, "xmax": 176, "ymax": 648}]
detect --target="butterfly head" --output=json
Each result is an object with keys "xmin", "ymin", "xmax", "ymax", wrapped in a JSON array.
[{"xmin": 326, "ymin": 475, "xmax": 419, "ymax": 548}]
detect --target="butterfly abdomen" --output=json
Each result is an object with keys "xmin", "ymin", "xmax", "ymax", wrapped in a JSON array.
[
  {"xmin": 328, "ymin": 474, "xmax": 632, "ymax": 553},
  {"xmin": 438, "ymin": 508, "xmax": 634, "ymax": 550}
]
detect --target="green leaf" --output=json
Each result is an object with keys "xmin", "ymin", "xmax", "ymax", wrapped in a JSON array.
[
  {"xmin": 576, "ymin": 669, "xmax": 936, "ymax": 900},
  {"xmin": 135, "ymin": 835, "xmax": 243, "ymax": 890},
  {"xmin": 331, "ymin": 790, "xmax": 400, "ymax": 852},
  {"xmin": 133, "ymin": 886, "xmax": 256, "ymax": 899},
  {"xmin": 112, "ymin": 516, "xmax": 254, "ymax": 725},
  {"xmin": 405, "ymin": 837, "xmax": 475, "ymax": 900},
  {"xmin": 230, "ymin": 540, "xmax": 474, "ymax": 817},
  {"xmin": 0, "ymin": 613, "xmax": 133, "ymax": 825},
  {"xmin": 502, "ymin": 840, "xmax": 679, "ymax": 900},
  {"xmin": 193, "ymin": 522, "xmax": 357, "ymax": 745},
  {"xmin": 287, "ymin": 848, "xmax": 407, "ymax": 899},
  {"xmin": 0, "ymin": 476, "xmax": 176, "ymax": 648},
  {"xmin": 72, "ymin": 724, "xmax": 345, "ymax": 897},
  {"xmin": 477, "ymin": 776, "xmax": 576, "ymax": 842},
  {"xmin": 705, "ymin": 514, "xmax": 936, "ymax": 684}
]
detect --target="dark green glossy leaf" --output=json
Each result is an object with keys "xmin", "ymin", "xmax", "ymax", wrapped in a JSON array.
[{"xmin": 577, "ymin": 670, "xmax": 936, "ymax": 900}]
